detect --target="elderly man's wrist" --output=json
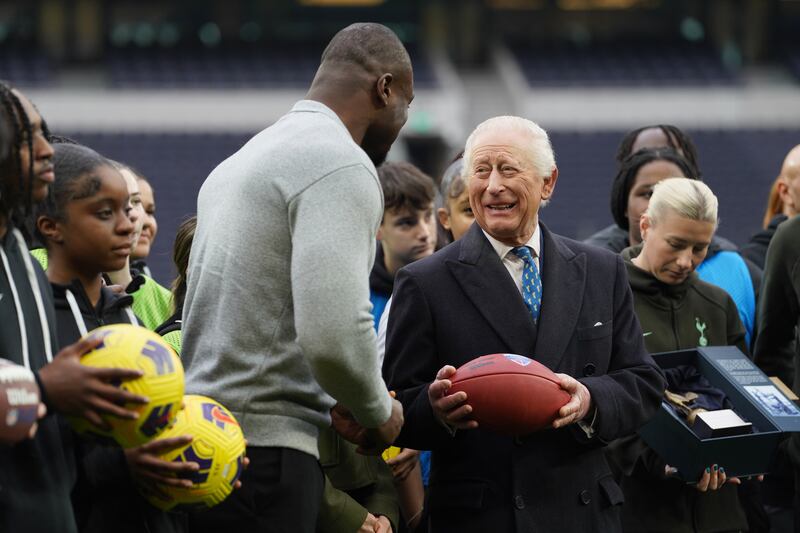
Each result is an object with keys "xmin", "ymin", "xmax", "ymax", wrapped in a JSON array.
[
  {"xmin": 436, "ymin": 415, "xmax": 458, "ymax": 436},
  {"xmin": 577, "ymin": 405, "xmax": 598, "ymax": 437}
]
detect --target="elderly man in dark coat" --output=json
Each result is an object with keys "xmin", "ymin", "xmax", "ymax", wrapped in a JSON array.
[{"xmin": 383, "ymin": 116, "xmax": 666, "ymax": 533}]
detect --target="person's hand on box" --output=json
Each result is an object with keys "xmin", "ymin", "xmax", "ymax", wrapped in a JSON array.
[{"xmin": 665, "ymin": 463, "xmax": 742, "ymax": 492}]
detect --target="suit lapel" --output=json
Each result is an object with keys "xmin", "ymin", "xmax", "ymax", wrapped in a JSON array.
[
  {"xmin": 533, "ymin": 225, "xmax": 587, "ymax": 371},
  {"xmin": 446, "ymin": 224, "xmax": 538, "ymax": 356}
]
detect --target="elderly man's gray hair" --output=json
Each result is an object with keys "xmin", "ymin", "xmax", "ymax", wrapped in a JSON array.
[{"xmin": 462, "ymin": 116, "xmax": 556, "ymax": 181}]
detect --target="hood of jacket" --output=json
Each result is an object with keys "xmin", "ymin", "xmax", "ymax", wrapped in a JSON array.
[
  {"xmin": 50, "ymin": 279, "xmax": 137, "ymax": 346},
  {"xmin": 369, "ymin": 244, "xmax": 394, "ymax": 297},
  {"xmin": 750, "ymin": 214, "xmax": 787, "ymax": 248}
]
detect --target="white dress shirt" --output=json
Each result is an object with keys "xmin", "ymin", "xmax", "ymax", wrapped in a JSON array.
[{"xmin": 481, "ymin": 224, "xmax": 541, "ymax": 295}]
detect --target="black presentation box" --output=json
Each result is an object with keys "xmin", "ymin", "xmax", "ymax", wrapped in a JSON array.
[{"xmin": 638, "ymin": 346, "xmax": 800, "ymax": 482}]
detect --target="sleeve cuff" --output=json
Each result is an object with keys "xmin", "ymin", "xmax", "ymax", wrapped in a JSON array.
[
  {"xmin": 577, "ymin": 405, "xmax": 598, "ymax": 439},
  {"xmin": 32, "ymin": 370, "xmax": 52, "ymax": 412},
  {"xmin": 436, "ymin": 415, "xmax": 458, "ymax": 437}
]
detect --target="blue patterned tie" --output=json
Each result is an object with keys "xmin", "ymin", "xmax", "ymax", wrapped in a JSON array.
[{"xmin": 512, "ymin": 246, "xmax": 542, "ymax": 323}]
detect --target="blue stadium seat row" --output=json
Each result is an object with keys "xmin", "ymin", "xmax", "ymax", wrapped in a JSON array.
[{"xmin": 70, "ymin": 128, "xmax": 800, "ymax": 283}]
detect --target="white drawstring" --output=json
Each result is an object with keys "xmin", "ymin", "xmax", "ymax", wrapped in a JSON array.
[
  {"xmin": 65, "ymin": 289, "xmax": 89, "ymax": 337},
  {"xmin": 124, "ymin": 307, "xmax": 137, "ymax": 325},
  {"xmin": 0, "ymin": 241, "xmax": 30, "ymax": 369},
  {"xmin": 14, "ymin": 230, "xmax": 53, "ymax": 362},
  {"xmin": 68, "ymin": 286, "xmax": 138, "ymax": 335}
]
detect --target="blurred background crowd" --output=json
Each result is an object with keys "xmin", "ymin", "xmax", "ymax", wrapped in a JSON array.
[{"xmin": 2, "ymin": 0, "xmax": 800, "ymax": 283}]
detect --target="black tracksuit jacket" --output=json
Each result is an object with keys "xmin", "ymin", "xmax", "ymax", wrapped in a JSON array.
[
  {"xmin": 49, "ymin": 278, "xmax": 186, "ymax": 533},
  {"xmin": 0, "ymin": 228, "xmax": 76, "ymax": 533}
]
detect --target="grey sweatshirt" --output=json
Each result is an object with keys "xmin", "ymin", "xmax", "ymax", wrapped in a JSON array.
[{"xmin": 182, "ymin": 100, "xmax": 392, "ymax": 458}]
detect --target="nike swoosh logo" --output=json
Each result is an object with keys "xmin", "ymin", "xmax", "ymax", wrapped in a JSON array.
[{"xmin": 643, "ymin": 331, "xmax": 653, "ymax": 337}]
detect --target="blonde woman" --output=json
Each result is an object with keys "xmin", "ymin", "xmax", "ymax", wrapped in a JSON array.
[{"xmin": 612, "ymin": 178, "xmax": 750, "ymax": 533}]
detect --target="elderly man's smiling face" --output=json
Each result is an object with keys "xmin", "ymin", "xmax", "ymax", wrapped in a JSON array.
[{"xmin": 467, "ymin": 128, "xmax": 557, "ymax": 246}]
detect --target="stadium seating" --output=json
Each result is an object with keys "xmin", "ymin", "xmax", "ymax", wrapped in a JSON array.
[
  {"xmin": 72, "ymin": 128, "xmax": 799, "ymax": 283},
  {"xmin": 547, "ymin": 128, "xmax": 800, "ymax": 244},
  {"xmin": 107, "ymin": 44, "xmax": 438, "ymax": 89},
  {"xmin": 508, "ymin": 41, "xmax": 739, "ymax": 87},
  {"xmin": 0, "ymin": 48, "xmax": 52, "ymax": 87}
]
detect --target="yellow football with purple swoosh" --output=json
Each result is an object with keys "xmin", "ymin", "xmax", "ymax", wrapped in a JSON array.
[
  {"xmin": 140, "ymin": 395, "xmax": 246, "ymax": 511},
  {"xmin": 68, "ymin": 324, "xmax": 184, "ymax": 448}
]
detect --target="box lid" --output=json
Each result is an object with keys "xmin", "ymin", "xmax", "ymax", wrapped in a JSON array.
[{"xmin": 699, "ymin": 346, "xmax": 800, "ymax": 433}]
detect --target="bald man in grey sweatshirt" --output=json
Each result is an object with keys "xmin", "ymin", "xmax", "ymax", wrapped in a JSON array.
[
  {"xmin": 180, "ymin": 23, "xmax": 413, "ymax": 533},
  {"xmin": 182, "ymin": 100, "xmax": 402, "ymax": 528},
  {"xmin": 183, "ymin": 97, "xmax": 395, "ymax": 452}
]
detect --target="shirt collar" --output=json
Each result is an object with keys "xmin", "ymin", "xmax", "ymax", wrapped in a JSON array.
[{"xmin": 482, "ymin": 224, "xmax": 541, "ymax": 261}]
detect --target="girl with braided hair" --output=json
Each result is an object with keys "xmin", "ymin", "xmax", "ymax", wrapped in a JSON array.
[
  {"xmin": 0, "ymin": 82, "xmax": 147, "ymax": 532},
  {"xmin": 615, "ymin": 124, "xmax": 701, "ymax": 174},
  {"xmin": 585, "ymin": 125, "xmax": 701, "ymax": 251}
]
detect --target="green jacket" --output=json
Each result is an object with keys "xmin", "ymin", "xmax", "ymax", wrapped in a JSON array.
[
  {"xmin": 607, "ymin": 246, "xmax": 749, "ymax": 533},
  {"xmin": 127, "ymin": 274, "xmax": 172, "ymax": 331},
  {"xmin": 754, "ymin": 215, "xmax": 800, "ymax": 466},
  {"xmin": 623, "ymin": 245, "xmax": 747, "ymax": 356},
  {"xmin": 316, "ymin": 428, "xmax": 398, "ymax": 533}
]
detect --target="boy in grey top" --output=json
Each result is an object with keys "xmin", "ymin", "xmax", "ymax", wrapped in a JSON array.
[{"xmin": 181, "ymin": 23, "xmax": 412, "ymax": 533}]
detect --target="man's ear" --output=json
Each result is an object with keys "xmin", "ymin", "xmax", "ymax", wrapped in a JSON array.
[
  {"xmin": 375, "ymin": 73, "xmax": 393, "ymax": 108},
  {"xmin": 777, "ymin": 179, "xmax": 792, "ymax": 206},
  {"xmin": 36, "ymin": 215, "xmax": 63, "ymax": 245},
  {"xmin": 541, "ymin": 167, "xmax": 559, "ymax": 200}
]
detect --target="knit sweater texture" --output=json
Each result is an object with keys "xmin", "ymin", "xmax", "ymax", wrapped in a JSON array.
[{"xmin": 181, "ymin": 100, "xmax": 392, "ymax": 458}]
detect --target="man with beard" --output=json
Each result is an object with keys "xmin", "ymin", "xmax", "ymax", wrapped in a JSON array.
[{"xmin": 181, "ymin": 23, "xmax": 412, "ymax": 533}]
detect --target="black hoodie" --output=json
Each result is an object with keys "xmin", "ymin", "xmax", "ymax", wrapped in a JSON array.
[
  {"xmin": 740, "ymin": 214, "xmax": 788, "ymax": 270},
  {"xmin": 50, "ymin": 279, "xmax": 185, "ymax": 533},
  {"xmin": 368, "ymin": 244, "xmax": 394, "ymax": 298},
  {"xmin": 50, "ymin": 279, "xmax": 138, "ymax": 350},
  {"xmin": 621, "ymin": 245, "xmax": 748, "ymax": 356},
  {"xmin": 130, "ymin": 259, "xmax": 152, "ymax": 279},
  {"xmin": 0, "ymin": 228, "xmax": 78, "ymax": 533},
  {"xmin": 368, "ymin": 244, "xmax": 394, "ymax": 328}
]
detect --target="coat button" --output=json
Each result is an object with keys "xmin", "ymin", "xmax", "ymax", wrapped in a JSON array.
[
  {"xmin": 579, "ymin": 490, "xmax": 591, "ymax": 505},
  {"xmin": 583, "ymin": 363, "xmax": 596, "ymax": 376},
  {"xmin": 514, "ymin": 495, "xmax": 525, "ymax": 509}
]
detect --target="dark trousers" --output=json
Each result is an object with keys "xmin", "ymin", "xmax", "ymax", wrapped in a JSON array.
[{"xmin": 188, "ymin": 446, "xmax": 323, "ymax": 533}]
